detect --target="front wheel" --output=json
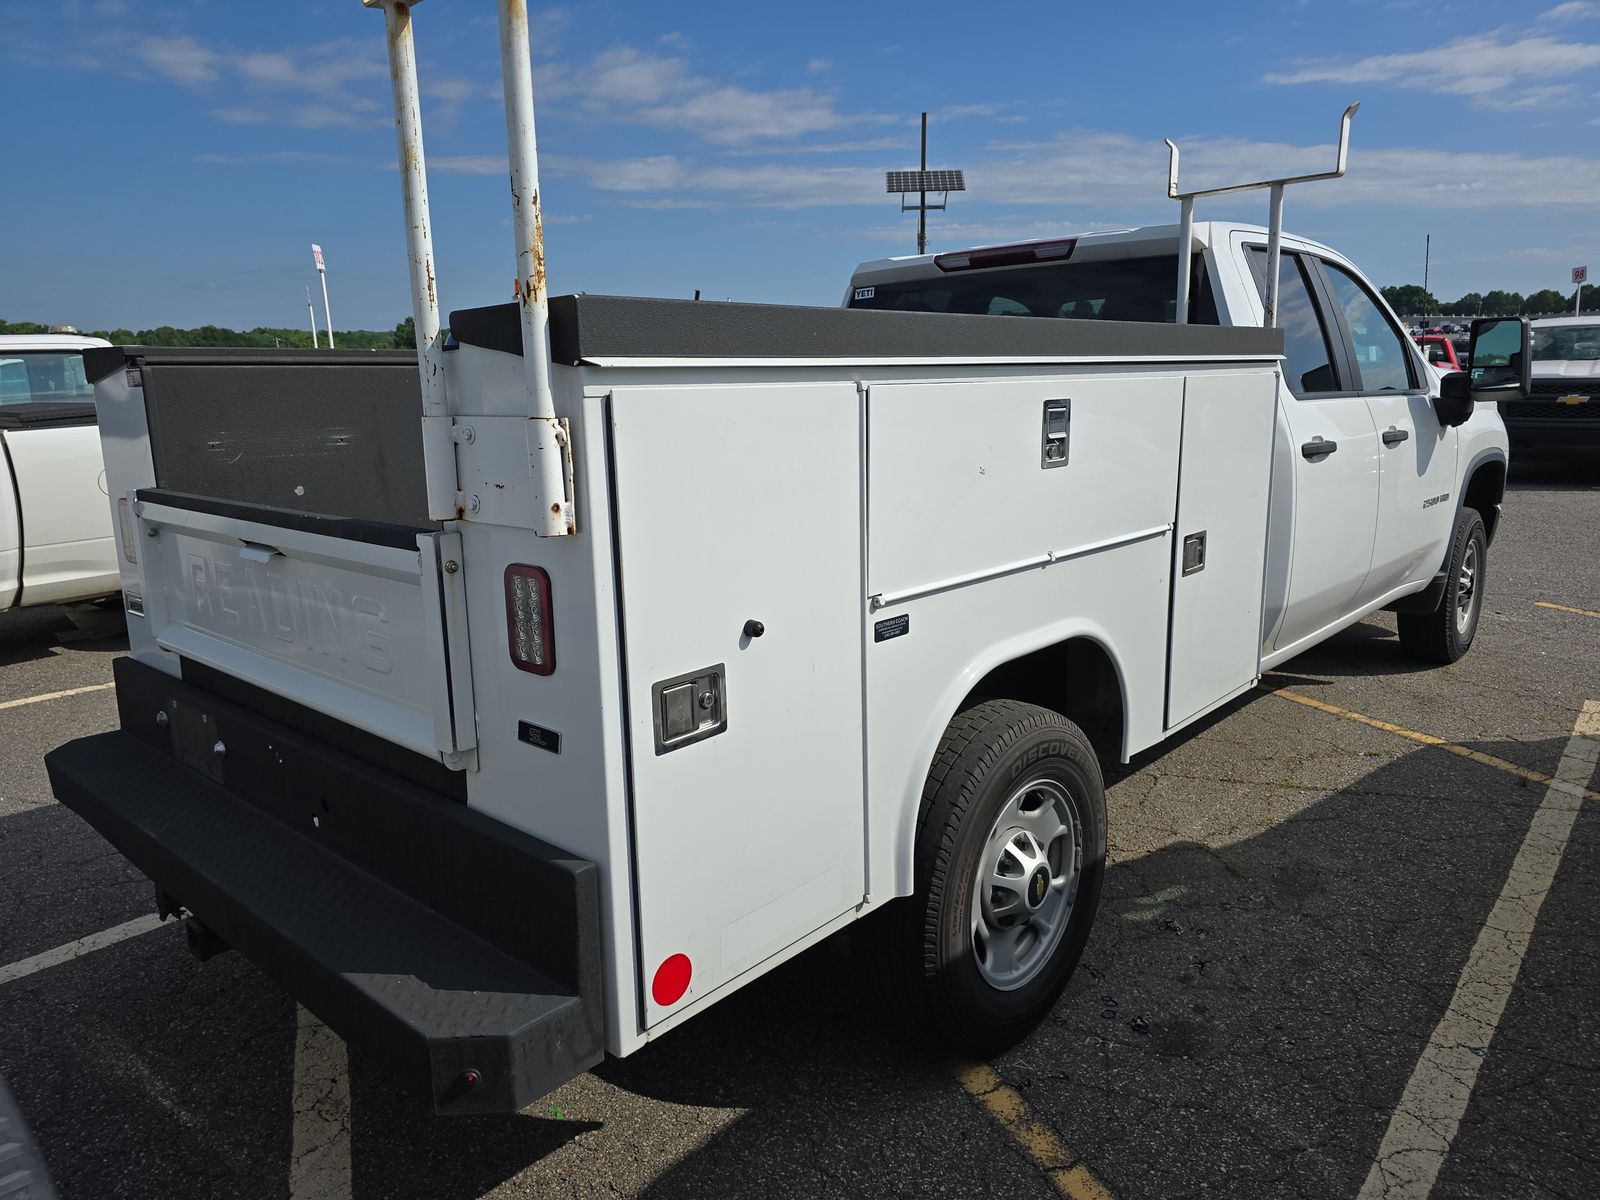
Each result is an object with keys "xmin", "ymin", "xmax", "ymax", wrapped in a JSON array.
[
  {"xmin": 860, "ymin": 700, "xmax": 1106, "ymax": 1053},
  {"xmin": 1398, "ymin": 507, "xmax": 1487, "ymax": 664}
]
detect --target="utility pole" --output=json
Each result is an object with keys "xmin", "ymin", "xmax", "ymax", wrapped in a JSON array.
[
  {"xmin": 306, "ymin": 287, "xmax": 320, "ymax": 349},
  {"xmin": 1423, "ymin": 233, "xmax": 1430, "ymax": 296},
  {"xmin": 918, "ymin": 112, "xmax": 928, "ymax": 255}
]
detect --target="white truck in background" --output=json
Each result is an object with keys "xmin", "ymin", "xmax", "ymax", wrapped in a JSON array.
[
  {"xmin": 846, "ymin": 221, "xmax": 1519, "ymax": 665},
  {"xmin": 0, "ymin": 332, "xmax": 121, "ymax": 612},
  {"xmin": 44, "ymin": 2, "xmax": 1537, "ymax": 1121}
]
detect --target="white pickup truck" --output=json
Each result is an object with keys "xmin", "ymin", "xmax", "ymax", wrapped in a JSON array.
[
  {"xmin": 43, "ymin": 2, "xmax": 1536, "ymax": 1119},
  {"xmin": 847, "ymin": 222, "xmax": 1517, "ymax": 665},
  {"xmin": 0, "ymin": 333, "xmax": 121, "ymax": 611}
]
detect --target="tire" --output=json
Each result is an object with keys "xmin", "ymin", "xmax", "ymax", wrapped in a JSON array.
[
  {"xmin": 858, "ymin": 700, "xmax": 1106, "ymax": 1053},
  {"xmin": 1398, "ymin": 507, "xmax": 1487, "ymax": 664}
]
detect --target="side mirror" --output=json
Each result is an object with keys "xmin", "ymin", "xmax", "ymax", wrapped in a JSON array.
[
  {"xmin": 1466, "ymin": 316, "xmax": 1532, "ymax": 400},
  {"xmin": 1436, "ymin": 316, "xmax": 1531, "ymax": 424}
]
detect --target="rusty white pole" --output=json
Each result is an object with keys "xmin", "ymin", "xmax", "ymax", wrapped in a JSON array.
[
  {"xmin": 365, "ymin": 0, "xmax": 458, "ymax": 522},
  {"xmin": 498, "ymin": 0, "xmax": 571, "ymax": 537}
]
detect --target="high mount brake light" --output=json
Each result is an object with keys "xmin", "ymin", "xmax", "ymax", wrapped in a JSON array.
[
  {"xmin": 934, "ymin": 237, "xmax": 1077, "ymax": 273},
  {"xmin": 504, "ymin": 564, "xmax": 555, "ymax": 675}
]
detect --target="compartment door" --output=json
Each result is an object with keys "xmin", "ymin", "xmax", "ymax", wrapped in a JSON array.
[
  {"xmin": 608, "ymin": 382, "xmax": 864, "ymax": 1028},
  {"xmin": 1166, "ymin": 371, "xmax": 1276, "ymax": 728}
]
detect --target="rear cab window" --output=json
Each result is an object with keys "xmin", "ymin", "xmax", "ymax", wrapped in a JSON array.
[
  {"xmin": 848, "ymin": 253, "xmax": 1220, "ymax": 325},
  {"xmin": 0, "ymin": 352, "xmax": 97, "ymax": 426}
]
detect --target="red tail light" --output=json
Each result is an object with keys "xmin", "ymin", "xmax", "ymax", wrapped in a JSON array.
[
  {"xmin": 934, "ymin": 237, "xmax": 1077, "ymax": 273},
  {"xmin": 504, "ymin": 565, "xmax": 555, "ymax": 675}
]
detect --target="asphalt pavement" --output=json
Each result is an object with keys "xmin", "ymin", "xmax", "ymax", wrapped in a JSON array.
[{"xmin": 0, "ymin": 456, "xmax": 1596, "ymax": 1199}]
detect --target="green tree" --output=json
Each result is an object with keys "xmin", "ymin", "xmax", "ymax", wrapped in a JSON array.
[
  {"xmin": 1522, "ymin": 289, "xmax": 1565, "ymax": 315},
  {"xmin": 394, "ymin": 316, "xmax": 416, "ymax": 349},
  {"xmin": 1381, "ymin": 284, "xmax": 1439, "ymax": 316},
  {"xmin": 1480, "ymin": 290, "xmax": 1523, "ymax": 316},
  {"xmin": 1444, "ymin": 292, "xmax": 1483, "ymax": 317}
]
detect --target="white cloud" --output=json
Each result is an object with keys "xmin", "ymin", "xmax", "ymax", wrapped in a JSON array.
[
  {"xmin": 135, "ymin": 36, "xmax": 220, "ymax": 85},
  {"xmin": 1540, "ymin": 1, "xmax": 1600, "ymax": 18},
  {"xmin": 1265, "ymin": 34, "xmax": 1600, "ymax": 109},
  {"xmin": 539, "ymin": 45, "xmax": 893, "ymax": 144},
  {"xmin": 546, "ymin": 128, "xmax": 1600, "ymax": 217}
]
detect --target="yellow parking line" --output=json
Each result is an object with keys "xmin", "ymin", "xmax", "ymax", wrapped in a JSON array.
[
  {"xmin": 0, "ymin": 681, "xmax": 115, "ymax": 712},
  {"xmin": 1263, "ymin": 684, "xmax": 1600, "ymax": 803},
  {"xmin": 1535, "ymin": 600, "xmax": 1600, "ymax": 620},
  {"xmin": 951, "ymin": 1060, "xmax": 1115, "ymax": 1199}
]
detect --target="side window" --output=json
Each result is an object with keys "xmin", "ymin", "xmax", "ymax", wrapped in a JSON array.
[
  {"xmin": 1248, "ymin": 248, "xmax": 1339, "ymax": 397},
  {"xmin": 1321, "ymin": 261, "xmax": 1416, "ymax": 393}
]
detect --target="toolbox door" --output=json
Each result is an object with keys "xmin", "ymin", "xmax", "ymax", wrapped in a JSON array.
[
  {"xmin": 607, "ymin": 382, "xmax": 865, "ymax": 1028},
  {"xmin": 1165, "ymin": 370, "xmax": 1277, "ymax": 728}
]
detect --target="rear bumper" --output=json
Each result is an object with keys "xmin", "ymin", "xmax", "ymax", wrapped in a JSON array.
[{"xmin": 45, "ymin": 657, "xmax": 604, "ymax": 1115}]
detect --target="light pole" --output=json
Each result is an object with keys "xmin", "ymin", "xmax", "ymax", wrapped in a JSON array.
[
  {"xmin": 312, "ymin": 244, "xmax": 335, "ymax": 348},
  {"xmin": 306, "ymin": 287, "xmax": 320, "ymax": 349}
]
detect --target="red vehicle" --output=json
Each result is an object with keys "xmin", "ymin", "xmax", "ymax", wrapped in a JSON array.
[{"xmin": 1416, "ymin": 333, "xmax": 1461, "ymax": 371}]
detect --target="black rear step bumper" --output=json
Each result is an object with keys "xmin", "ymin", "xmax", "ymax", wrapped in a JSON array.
[{"xmin": 45, "ymin": 658, "xmax": 604, "ymax": 1116}]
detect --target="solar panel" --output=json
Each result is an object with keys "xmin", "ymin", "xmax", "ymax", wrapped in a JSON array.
[{"xmin": 885, "ymin": 170, "xmax": 966, "ymax": 194}]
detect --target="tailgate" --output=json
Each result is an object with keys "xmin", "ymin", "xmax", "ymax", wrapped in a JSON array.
[{"xmin": 134, "ymin": 490, "xmax": 475, "ymax": 763}]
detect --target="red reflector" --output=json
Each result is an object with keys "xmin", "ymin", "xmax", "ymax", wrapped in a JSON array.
[
  {"xmin": 934, "ymin": 237, "xmax": 1077, "ymax": 273},
  {"xmin": 504, "ymin": 564, "xmax": 555, "ymax": 675},
  {"xmin": 652, "ymin": 953, "xmax": 692, "ymax": 1006}
]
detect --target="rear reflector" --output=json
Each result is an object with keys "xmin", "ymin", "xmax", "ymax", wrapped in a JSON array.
[
  {"xmin": 934, "ymin": 237, "xmax": 1077, "ymax": 273},
  {"xmin": 504, "ymin": 565, "xmax": 555, "ymax": 675},
  {"xmin": 117, "ymin": 497, "xmax": 138, "ymax": 565}
]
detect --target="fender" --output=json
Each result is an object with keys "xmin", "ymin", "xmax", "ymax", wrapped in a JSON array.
[
  {"xmin": 882, "ymin": 618, "xmax": 1133, "ymax": 902},
  {"xmin": 1385, "ymin": 445, "xmax": 1507, "ymax": 615}
]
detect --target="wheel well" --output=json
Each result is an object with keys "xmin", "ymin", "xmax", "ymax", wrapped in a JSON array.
[
  {"xmin": 1464, "ymin": 458, "xmax": 1505, "ymax": 543},
  {"xmin": 962, "ymin": 637, "xmax": 1125, "ymax": 762}
]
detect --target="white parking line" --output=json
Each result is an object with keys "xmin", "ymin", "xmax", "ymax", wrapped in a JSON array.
[
  {"xmin": 0, "ymin": 913, "xmax": 166, "ymax": 987},
  {"xmin": 288, "ymin": 1005, "xmax": 352, "ymax": 1200},
  {"xmin": 1358, "ymin": 700, "xmax": 1600, "ymax": 1200},
  {"xmin": 0, "ymin": 681, "xmax": 115, "ymax": 712}
]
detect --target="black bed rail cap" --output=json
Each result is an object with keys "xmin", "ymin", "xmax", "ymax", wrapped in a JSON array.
[{"xmin": 449, "ymin": 293, "xmax": 1285, "ymax": 366}]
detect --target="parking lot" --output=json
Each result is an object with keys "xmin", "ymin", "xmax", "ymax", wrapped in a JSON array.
[{"xmin": 1, "ymin": 458, "xmax": 1596, "ymax": 1200}]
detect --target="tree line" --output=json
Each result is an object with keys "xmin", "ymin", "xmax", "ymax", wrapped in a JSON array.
[
  {"xmin": 1379, "ymin": 284, "xmax": 1597, "ymax": 319},
  {"xmin": 0, "ymin": 316, "xmax": 419, "ymax": 350}
]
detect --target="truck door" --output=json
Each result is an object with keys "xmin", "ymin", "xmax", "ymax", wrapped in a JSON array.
[
  {"xmin": 607, "ymin": 382, "xmax": 865, "ymax": 1028},
  {"xmin": 1314, "ymin": 259, "xmax": 1458, "ymax": 600},
  {"xmin": 1246, "ymin": 248, "xmax": 1382, "ymax": 654}
]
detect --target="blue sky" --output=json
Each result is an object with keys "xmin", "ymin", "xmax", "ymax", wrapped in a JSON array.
[{"xmin": 3, "ymin": 0, "xmax": 1598, "ymax": 331}]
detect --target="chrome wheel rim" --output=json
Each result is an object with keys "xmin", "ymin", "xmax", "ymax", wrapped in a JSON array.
[
  {"xmin": 1455, "ymin": 539, "xmax": 1479, "ymax": 635},
  {"xmin": 970, "ymin": 777, "xmax": 1082, "ymax": 992}
]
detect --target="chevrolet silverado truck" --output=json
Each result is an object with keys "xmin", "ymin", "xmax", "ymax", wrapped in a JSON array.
[
  {"xmin": 41, "ymin": 1, "xmax": 1535, "ymax": 1120},
  {"xmin": 1, "ymin": 332, "xmax": 121, "ymax": 612},
  {"xmin": 848, "ymin": 222, "xmax": 1520, "ymax": 665},
  {"xmin": 1508, "ymin": 316, "xmax": 1600, "ymax": 453}
]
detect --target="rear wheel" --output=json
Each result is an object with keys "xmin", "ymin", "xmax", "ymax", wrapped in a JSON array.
[
  {"xmin": 859, "ymin": 700, "xmax": 1106, "ymax": 1052},
  {"xmin": 1398, "ymin": 507, "xmax": 1487, "ymax": 664}
]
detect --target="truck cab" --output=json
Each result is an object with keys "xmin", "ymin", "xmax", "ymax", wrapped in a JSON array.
[
  {"xmin": 0, "ymin": 333, "xmax": 120, "ymax": 610},
  {"xmin": 847, "ymin": 222, "xmax": 1512, "ymax": 666}
]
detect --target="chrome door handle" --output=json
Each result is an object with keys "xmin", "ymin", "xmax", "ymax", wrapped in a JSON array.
[
  {"xmin": 1382, "ymin": 427, "xmax": 1410, "ymax": 447},
  {"xmin": 1300, "ymin": 437, "xmax": 1338, "ymax": 460}
]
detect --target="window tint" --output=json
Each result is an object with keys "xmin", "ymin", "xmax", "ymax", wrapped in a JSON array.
[
  {"xmin": 1321, "ymin": 261, "xmax": 1415, "ymax": 393},
  {"xmin": 0, "ymin": 352, "xmax": 94, "ymax": 407},
  {"xmin": 1247, "ymin": 248, "xmax": 1337, "ymax": 396},
  {"xmin": 849, "ymin": 254, "xmax": 1220, "ymax": 325}
]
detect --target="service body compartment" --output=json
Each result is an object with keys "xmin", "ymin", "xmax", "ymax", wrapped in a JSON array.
[
  {"xmin": 1165, "ymin": 371, "xmax": 1278, "ymax": 727},
  {"xmin": 607, "ymin": 381, "xmax": 866, "ymax": 1026}
]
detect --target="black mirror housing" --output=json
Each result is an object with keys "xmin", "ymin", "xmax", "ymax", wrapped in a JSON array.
[
  {"xmin": 1435, "ymin": 371, "xmax": 1474, "ymax": 426},
  {"xmin": 1466, "ymin": 316, "xmax": 1531, "ymax": 401}
]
